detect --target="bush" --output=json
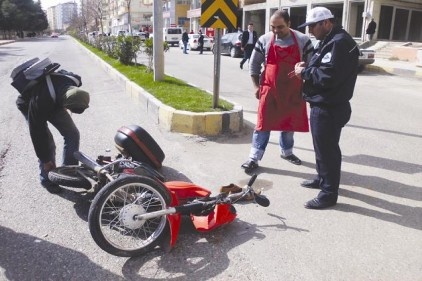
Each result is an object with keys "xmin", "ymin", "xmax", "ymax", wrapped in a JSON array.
[
  {"xmin": 115, "ymin": 35, "xmax": 142, "ymax": 65},
  {"xmin": 142, "ymin": 38, "xmax": 170, "ymax": 71}
]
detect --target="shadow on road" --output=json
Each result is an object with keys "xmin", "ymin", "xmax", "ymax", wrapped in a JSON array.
[
  {"xmin": 120, "ymin": 217, "xmax": 292, "ymax": 280},
  {"xmin": 0, "ymin": 225, "xmax": 124, "ymax": 281}
]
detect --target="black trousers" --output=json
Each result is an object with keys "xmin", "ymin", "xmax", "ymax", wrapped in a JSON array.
[
  {"xmin": 310, "ymin": 103, "xmax": 351, "ymax": 202},
  {"xmin": 240, "ymin": 44, "xmax": 254, "ymax": 66}
]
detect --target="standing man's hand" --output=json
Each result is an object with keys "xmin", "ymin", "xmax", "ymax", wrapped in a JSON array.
[
  {"xmin": 43, "ymin": 161, "xmax": 56, "ymax": 172},
  {"xmin": 294, "ymin": 62, "xmax": 306, "ymax": 78},
  {"xmin": 254, "ymin": 88, "xmax": 260, "ymax": 99}
]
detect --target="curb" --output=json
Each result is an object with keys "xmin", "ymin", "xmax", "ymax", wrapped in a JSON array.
[
  {"xmin": 366, "ymin": 64, "xmax": 422, "ymax": 78},
  {"xmin": 0, "ymin": 40, "xmax": 15, "ymax": 46},
  {"xmin": 78, "ymin": 40, "xmax": 243, "ymax": 136}
]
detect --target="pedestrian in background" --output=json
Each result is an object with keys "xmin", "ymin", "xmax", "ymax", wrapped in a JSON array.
[
  {"xmin": 294, "ymin": 7, "xmax": 360, "ymax": 209},
  {"xmin": 241, "ymin": 10, "xmax": 314, "ymax": 173},
  {"xmin": 198, "ymin": 30, "xmax": 204, "ymax": 54},
  {"xmin": 240, "ymin": 23, "xmax": 258, "ymax": 69},
  {"xmin": 366, "ymin": 18, "xmax": 376, "ymax": 41},
  {"xmin": 182, "ymin": 30, "xmax": 189, "ymax": 54}
]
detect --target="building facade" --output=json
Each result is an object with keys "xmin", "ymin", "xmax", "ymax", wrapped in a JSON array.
[
  {"xmin": 47, "ymin": 2, "xmax": 77, "ymax": 32},
  {"xmin": 242, "ymin": 0, "xmax": 422, "ymax": 42}
]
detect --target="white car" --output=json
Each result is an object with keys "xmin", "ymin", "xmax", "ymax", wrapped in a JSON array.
[{"xmin": 179, "ymin": 34, "xmax": 213, "ymax": 51}]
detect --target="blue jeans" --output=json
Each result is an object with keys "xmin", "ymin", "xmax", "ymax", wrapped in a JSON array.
[
  {"xmin": 248, "ymin": 130, "xmax": 294, "ymax": 162},
  {"xmin": 24, "ymin": 109, "xmax": 80, "ymax": 184}
]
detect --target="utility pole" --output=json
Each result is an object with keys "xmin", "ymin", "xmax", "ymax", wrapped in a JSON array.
[{"xmin": 153, "ymin": 0, "xmax": 164, "ymax": 81}]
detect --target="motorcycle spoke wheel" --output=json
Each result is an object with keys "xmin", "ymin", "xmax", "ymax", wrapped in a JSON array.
[{"xmin": 88, "ymin": 175, "xmax": 171, "ymax": 257}]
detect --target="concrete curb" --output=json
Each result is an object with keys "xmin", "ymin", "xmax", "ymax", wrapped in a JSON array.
[
  {"xmin": 0, "ymin": 40, "xmax": 15, "ymax": 46},
  {"xmin": 366, "ymin": 64, "xmax": 422, "ymax": 78},
  {"xmin": 77, "ymin": 40, "xmax": 243, "ymax": 136}
]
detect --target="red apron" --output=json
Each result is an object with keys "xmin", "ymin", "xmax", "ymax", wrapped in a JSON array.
[{"xmin": 256, "ymin": 31, "xmax": 309, "ymax": 132}]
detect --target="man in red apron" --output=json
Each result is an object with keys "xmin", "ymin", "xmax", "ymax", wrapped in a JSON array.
[{"xmin": 241, "ymin": 10, "xmax": 314, "ymax": 173}]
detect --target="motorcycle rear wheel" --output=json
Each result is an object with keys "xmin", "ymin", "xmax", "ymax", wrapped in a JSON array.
[
  {"xmin": 88, "ymin": 175, "xmax": 171, "ymax": 257},
  {"xmin": 48, "ymin": 165, "xmax": 94, "ymax": 189}
]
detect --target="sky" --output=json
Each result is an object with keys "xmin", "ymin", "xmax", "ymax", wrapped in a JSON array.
[{"xmin": 38, "ymin": 0, "xmax": 76, "ymax": 10}]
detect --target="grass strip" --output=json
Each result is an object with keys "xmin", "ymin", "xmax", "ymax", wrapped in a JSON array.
[{"xmin": 79, "ymin": 41, "xmax": 234, "ymax": 113}]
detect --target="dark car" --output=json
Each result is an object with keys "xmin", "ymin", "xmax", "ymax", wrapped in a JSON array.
[{"xmin": 213, "ymin": 32, "xmax": 244, "ymax": 58}]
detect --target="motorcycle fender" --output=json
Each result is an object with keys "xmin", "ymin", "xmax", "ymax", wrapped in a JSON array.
[{"xmin": 167, "ymin": 191, "xmax": 181, "ymax": 248}]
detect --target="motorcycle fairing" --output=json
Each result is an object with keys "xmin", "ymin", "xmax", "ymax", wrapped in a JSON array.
[
  {"xmin": 164, "ymin": 181, "xmax": 211, "ymax": 202},
  {"xmin": 191, "ymin": 204, "xmax": 237, "ymax": 232}
]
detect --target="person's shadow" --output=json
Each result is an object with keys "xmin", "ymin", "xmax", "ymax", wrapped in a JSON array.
[{"xmin": 0, "ymin": 225, "xmax": 125, "ymax": 281}]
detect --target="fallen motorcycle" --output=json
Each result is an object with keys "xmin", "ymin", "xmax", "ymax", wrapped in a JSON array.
[{"xmin": 49, "ymin": 125, "xmax": 270, "ymax": 257}]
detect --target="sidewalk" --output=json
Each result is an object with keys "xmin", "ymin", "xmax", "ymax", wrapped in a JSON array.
[{"xmin": 366, "ymin": 57, "xmax": 422, "ymax": 78}]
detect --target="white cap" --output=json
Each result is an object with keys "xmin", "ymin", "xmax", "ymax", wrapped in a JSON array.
[{"xmin": 298, "ymin": 7, "xmax": 334, "ymax": 28}]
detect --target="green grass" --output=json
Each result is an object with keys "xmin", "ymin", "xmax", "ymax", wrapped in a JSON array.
[{"xmin": 80, "ymin": 41, "xmax": 233, "ymax": 113}]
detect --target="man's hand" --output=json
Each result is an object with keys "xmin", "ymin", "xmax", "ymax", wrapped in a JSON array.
[
  {"xmin": 43, "ymin": 161, "xmax": 56, "ymax": 172},
  {"xmin": 294, "ymin": 62, "xmax": 306, "ymax": 78},
  {"xmin": 254, "ymin": 88, "xmax": 260, "ymax": 99}
]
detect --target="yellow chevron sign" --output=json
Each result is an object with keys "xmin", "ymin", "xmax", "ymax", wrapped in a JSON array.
[{"xmin": 201, "ymin": 0, "xmax": 238, "ymax": 30}]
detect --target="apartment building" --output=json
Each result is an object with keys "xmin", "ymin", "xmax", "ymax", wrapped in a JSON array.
[
  {"xmin": 107, "ymin": 0, "xmax": 153, "ymax": 34},
  {"xmin": 47, "ymin": 2, "xmax": 78, "ymax": 32}
]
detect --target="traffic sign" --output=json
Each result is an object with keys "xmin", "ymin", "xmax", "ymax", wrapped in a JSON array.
[{"xmin": 200, "ymin": 0, "xmax": 238, "ymax": 30}]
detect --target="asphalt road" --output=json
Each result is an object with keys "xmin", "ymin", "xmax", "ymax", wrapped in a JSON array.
[{"xmin": 0, "ymin": 36, "xmax": 421, "ymax": 281}]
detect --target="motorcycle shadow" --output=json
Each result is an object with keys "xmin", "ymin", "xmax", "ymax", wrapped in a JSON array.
[{"xmin": 121, "ymin": 218, "xmax": 267, "ymax": 280}]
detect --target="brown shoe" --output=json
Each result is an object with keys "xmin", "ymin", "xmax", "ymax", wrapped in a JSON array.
[
  {"xmin": 219, "ymin": 184, "xmax": 261, "ymax": 201},
  {"xmin": 219, "ymin": 183, "xmax": 242, "ymax": 194}
]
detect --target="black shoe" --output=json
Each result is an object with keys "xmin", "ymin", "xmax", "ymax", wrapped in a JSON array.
[
  {"xmin": 304, "ymin": 198, "xmax": 336, "ymax": 209},
  {"xmin": 240, "ymin": 63, "xmax": 243, "ymax": 69},
  {"xmin": 241, "ymin": 160, "xmax": 258, "ymax": 173},
  {"xmin": 41, "ymin": 181, "xmax": 62, "ymax": 194},
  {"xmin": 281, "ymin": 154, "xmax": 302, "ymax": 165},
  {"xmin": 300, "ymin": 179, "xmax": 320, "ymax": 189}
]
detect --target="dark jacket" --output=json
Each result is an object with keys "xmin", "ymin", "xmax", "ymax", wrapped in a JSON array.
[
  {"xmin": 16, "ymin": 75, "xmax": 81, "ymax": 162},
  {"xmin": 241, "ymin": 30, "xmax": 258, "ymax": 48},
  {"xmin": 366, "ymin": 20, "xmax": 376, "ymax": 35},
  {"xmin": 301, "ymin": 25, "xmax": 360, "ymax": 106},
  {"xmin": 198, "ymin": 34, "xmax": 204, "ymax": 45},
  {"xmin": 182, "ymin": 32, "xmax": 189, "ymax": 43}
]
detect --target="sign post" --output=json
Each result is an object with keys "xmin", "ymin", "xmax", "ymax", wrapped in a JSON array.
[
  {"xmin": 201, "ymin": 0, "xmax": 238, "ymax": 108},
  {"xmin": 212, "ymin": 28, "xmax": 222, "ymax": 108}
]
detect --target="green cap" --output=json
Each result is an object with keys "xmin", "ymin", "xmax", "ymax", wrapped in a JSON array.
[{"xmin": 63, "ymin": 86, "xmax": 90, "ymax": 114}]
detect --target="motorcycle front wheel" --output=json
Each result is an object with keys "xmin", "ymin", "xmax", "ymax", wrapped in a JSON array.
[
  {"xmin": 48, "ymin": 165, "xmax": 94, "ymax": 189},
  {"xmin": 88, "ymin": 175, "xmax": 171, "ymax": 257}
]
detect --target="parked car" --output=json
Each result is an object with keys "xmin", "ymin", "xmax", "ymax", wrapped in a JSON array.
[
  {"xmin": 164, "ymin": 27, "xmax": 183, "ymax": 46},
  {"xmin": 311, "ymin": 38, "xmax": 375, "ymax": 72},
  {"xmin": 133, "ymin": 31, "xmax": 148, "ymax": 40},
  {"xmin": 178, "ymin": 34, "xmax": 213, "ymax": 51},
  {"xmin": 212, "ymin": 32, "xmax": 243, "ymax": 58},
  {"xmin": 358, "ymin": 49, "xmax": 375, "ymax": 72}
]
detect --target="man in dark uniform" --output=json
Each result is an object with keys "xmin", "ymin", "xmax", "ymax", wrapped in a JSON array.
[
  {"xmin": 294, "ymin": 7, "xmax": 360, "ymax": 209},
  {"xmin": 240, "ymin": 23, "xmax": 258, "ymax": 69}
]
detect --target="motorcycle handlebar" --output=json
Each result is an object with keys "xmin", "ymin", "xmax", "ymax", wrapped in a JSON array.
[
  {"xmin": 247, "ymin": 174, "xmax": 257, "ymax": 187},
  {"xmin": 254, "ymin": 193, "xmax": 270, "ymax": 207}
]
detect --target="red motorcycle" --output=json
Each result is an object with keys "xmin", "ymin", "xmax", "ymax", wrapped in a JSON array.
[{"xmin": 49, "ymin": 126, "xmax": 269, "ymax": 257}]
